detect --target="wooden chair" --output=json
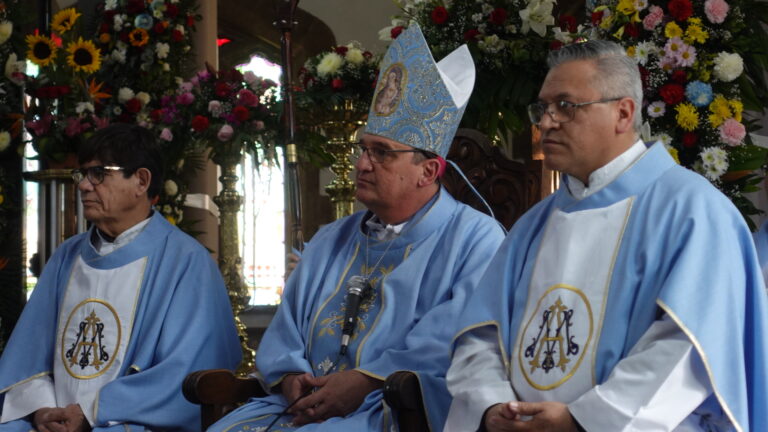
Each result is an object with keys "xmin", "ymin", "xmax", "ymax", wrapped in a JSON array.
[{"xmin": 182, "ymin": 129, "xmax": 545, "ymax": 431}]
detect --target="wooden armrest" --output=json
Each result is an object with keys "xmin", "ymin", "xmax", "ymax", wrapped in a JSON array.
[
  {"xmin": 383, "ymin": 371, "xmax": 430, "ymax": 432},
  {"xmin": 183, "ymin": 369, "xmax": 267, "ymax": 405},
  {"xmin": 183, "ymin": 368, "xmax": 268, "ymax": 429}
]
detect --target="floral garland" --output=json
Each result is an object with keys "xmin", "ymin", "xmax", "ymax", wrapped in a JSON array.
[
  {"xmin": 589, "ymin": 0, "xmax": 768, "ymax": 223},
  {"xmin": 381, "ymin": 0, "xmax": 561, "ymax": 140}
]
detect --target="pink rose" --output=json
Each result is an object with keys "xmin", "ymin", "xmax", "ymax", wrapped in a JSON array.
[
  {"xmin": 179, "ymin": 81, "xmax": 193, "ymax": 92},
  {"xmin": 253, "ymin": 120, "xmax": 265, "ymax": 131},
  {"xmin": 642, "ymin": 6, "xmax": 664, "ymax": 30},
  {"xmin": 65, "ymin": 117, "xmax": 90, "ymax": 138},
  {"xmin": 208, "ymin": 100, "xmax": 222, "ymax": 115},
  {"xmin": 719, "ymin": 118, "xmax": 745, "ymax": 146},
  {"xmin": 704, "ymin": 0, "xmax": 729, "ymax": 23},
  {"xmin": 217, "ymin": 124, "xmax": 234, "ymax": 141},
  {"xmin": 27, "ymin": 114, "xmax": 53, "ymax": 136},
  {"xmin": 160, "ymin": 127, "xmax": 174, "ymax": 142},
  {"xmin": 176, "ymin": 92, "xmax": 195, "ymax": 105}
]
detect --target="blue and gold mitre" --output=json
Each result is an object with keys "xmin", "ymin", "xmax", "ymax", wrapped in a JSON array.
[{"xmin": 365, "ymin": 23, "xmax": 475, "ymax": 158}]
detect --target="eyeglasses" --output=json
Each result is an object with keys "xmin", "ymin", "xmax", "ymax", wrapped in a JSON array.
[
  {"xmin": 527, "ymin": 97, "xmax": 623, "ymax": 125},
  {"xmin": 71, "ymin": 166, "xmax": 126, "ymax": 185},
  {"xmin": 352, "ymin": 143, "xmax": 425, "ymax": 164}
]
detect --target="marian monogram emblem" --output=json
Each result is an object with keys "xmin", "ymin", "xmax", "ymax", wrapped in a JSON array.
[
  {"xmin": 524, "ymin": 297, "xmax": 579, "ymax": 374},
  {"xmin": 61, "ymin": 299, "xmax": 122, "ymax": 379},
  {"xmin": 518, "ymin": 285, "xmax": 594, "ymax": 390},
  {"xmin": 66, "ymin": 310, "xmax": 110, "ymax": 370}
]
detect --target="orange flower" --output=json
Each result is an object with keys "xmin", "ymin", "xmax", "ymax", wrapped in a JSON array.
[{"xmin": 128, "ymin": 28, "xmax": 149, "ymax": 47}]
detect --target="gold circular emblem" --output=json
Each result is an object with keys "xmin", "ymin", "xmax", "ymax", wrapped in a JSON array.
[
  {"xmin": 60, "ymin": 298, "xmax": 122, "ymax": 379},
  {"xmin": 518, "ymin": 284, "xmax": 593, "ymax": 390},
  {"xmin": 373, "ymin": 63, "xmax": 407, "ymax": 117}
]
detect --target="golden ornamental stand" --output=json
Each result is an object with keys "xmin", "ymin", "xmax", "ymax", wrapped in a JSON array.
[
  {"xmin": 211, "ymin": 143, "xmax": 255, "ymax": 376},
  {"xmin": 317, "ymin": 100, "xmax": 368, "ymax": 220}
]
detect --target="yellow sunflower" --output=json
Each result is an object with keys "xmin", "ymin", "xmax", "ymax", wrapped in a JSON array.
[
  {"xmin": 66, "ymin": 37, "xmax": 102, "ymax": 74},
  {"xmin": 51, "ymin": 8, "xmax": 81, "ymax": 35},
  {"xmin": 128, "ymin": 28, "xmax": 149, "ymax": 47},
  {"xmin": 26, "ymin": 34, "xmax": 58, "ymax": 67}
]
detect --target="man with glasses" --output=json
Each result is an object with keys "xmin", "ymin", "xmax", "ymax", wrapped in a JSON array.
[
  {"xmin": 0, "ymin": 123, "xmax": 241, "ymax": 431},
  {"xmin": 208, "ymin": 24, "xmax": 504, "ymax": 432},
  {"xmin": 445, "ymin": 40, "xmax": 767, "ymax": 431}
]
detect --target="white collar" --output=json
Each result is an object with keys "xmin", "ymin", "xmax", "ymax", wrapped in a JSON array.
[
  {"xmin": 92, "ymin": 216, "xmax": 152, "ymax": 256},
  {"xmin": 365, "ymin": 214, "xmax": 407, "ymax": 242},
  {"xmin": 567, "ymin": 139, "xmax": 647, "ymax": 200}
]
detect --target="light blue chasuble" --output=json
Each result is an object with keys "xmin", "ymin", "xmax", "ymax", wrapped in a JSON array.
[
  {"xmin": 454, "ymin": 143, "xmax": 768, "ymax": 431},
  {"xmin": 209, "ymin": 187, "xmax": 504, "ymax": 432},
  {"xmin": 0, "ymin": 212, "xmax": 241, "ymax": 432}
]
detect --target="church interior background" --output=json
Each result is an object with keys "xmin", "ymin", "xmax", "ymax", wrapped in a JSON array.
[{"xmin": 1, "ymin": 0, "xmax": 768, "ymax": 357}]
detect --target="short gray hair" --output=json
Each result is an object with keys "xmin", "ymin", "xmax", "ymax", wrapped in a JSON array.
[{"xmin": 547, "ymin": 40, "xmax": 643, "ymax": 131}]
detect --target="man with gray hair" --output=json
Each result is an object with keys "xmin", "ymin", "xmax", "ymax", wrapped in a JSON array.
[{"xmin": 444, "ymin": 40, "xmax": 767, "ymax": 431}]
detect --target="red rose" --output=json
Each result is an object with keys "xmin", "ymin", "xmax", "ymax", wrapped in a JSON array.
[
  {"xmin": 624, "ymin": 22, "xmax": 640, "ymax": 38},
  {"xmin": 464, "ymin": 29, "xmax": 480, "ymax": 42},
  {"xmin": 549, "ymin": 40, "xmax": 565, "ymax": 50},
  {"xmin": 191, "ymin": 115, "xmax": 210, "ymax": 132},
  {"xmin": 172, "ymin": 29, "xmax": 184, "ymax": 42},
  {"xmin": 154, "ymin": 21, "xmax": 167, "ymax": 34},
  {"xmin": 668, "ymin": 0, "xmax": 693, "ymax": 21},
  {"xmin": 363, "ymin": 51, "xmax": 373, "ymax": 59},
  {"xmin": 671, "ymin": 69, "xmax": 687, "ymax": 84},
  {"xmin": 331, "ymin": 78, "xmax": 344, "ymax": 91},
  {"xmin": 126, "ymin": 0, "xmax": 145, "ymax": 14},
  {"xmin": 591, "ymin": 10, "xmax": 604, "ymax": 26},
  {"xmin": 390, "ymin": 26, "xmax": 404, "ymax": 39},
  {"xmin": 56, "ymin": 86, "xmax": 71, "ymax": 97},
  {"xmin": 119, "ymin": 31, "xmax": 130, "ymax": 43},
  {"xmin": 682, "ymin": 132, "xmax": 698, "ymax": 148},
  {"xmin": 659, "ymin": 83, "xmax": 685, "ymax": 105},
  {"xmin": 559, "ymin": 15, "xmax": 577, "ymax": 32},
  {"xmin": 186, "ymin": 15, "xmax": 196, "ymax": 28},
  {"xmin": 233, "ymin": 106, "xmax": 249, "ymax": 122},
  {"xmin": 431, "ymin": 6, "xmax": 449, "ymax": 25},
  {"xmin": 125, "ymin": 98, "xmax": 142, "ymax": 114},
  {"xmin": 99, "ymin": 22, "xmax": 110, "ymax": 34},
  {"xmin": 334, "ymin": 46, "xmax": 348, "ymax": 55},
  {"xmin": 489, "ymin": 8, "xmax": 508, "ymax": 26},
  {"xmin": 166, "ymin": 4, "xmax": 179, "ymax": 18},
  {"xmin": 215, "ymin": 81, "xmax": 231, "ymax": 98},
  {"xmin": 639, "ymin": 66, "xmax": 650, "ymax": 89},
  {"xmin": 150, "ymin": 109, "xmax": 162, "ymax": 122}
]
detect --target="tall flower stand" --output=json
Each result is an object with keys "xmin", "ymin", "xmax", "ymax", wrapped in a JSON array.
[
  {"xmin": 318, "ymin": 100, "xmax": 367, "ymax": 220},
  {"xmin": 211, "ymin": 143, "xmax": 255, "ymax": 376}
]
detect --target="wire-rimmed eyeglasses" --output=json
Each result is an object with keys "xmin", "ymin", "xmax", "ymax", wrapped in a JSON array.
[
  {"xmin": 71, "ymin": 166, "xmax": 126, "ymax": 185},
  {"xmin": 527, "ymin": 97, "xmax": 623, "ymax": 125},
  {"xmin": 352, "ymin": 142, "xmax": 427, "ymax": 164}
]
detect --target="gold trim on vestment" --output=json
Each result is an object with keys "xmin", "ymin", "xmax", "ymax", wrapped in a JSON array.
[
  {"xmin": 657, "ymin": 299, "xmax": 743, "ymax": 432},
  {"xmin": 0, "ymin": 371, "xmax": 52, "ymax": 394},
  {"xmin": 306, "ymin": 243, "xmax": 360, "ymax": 359},
  {"xmin": 356, "ymin": 246, "xmax": 411, "ymax": 367},
  {"xmin": 517, "ymin": 284, "xmax": 593, "ymax": 390},
  {"xmin": 589, "ymin": 197, "xmax": 634, "ymax": 385},
  {"xmin": 221, "ymin": 415, "xmax": 276, "ymax": 432}
]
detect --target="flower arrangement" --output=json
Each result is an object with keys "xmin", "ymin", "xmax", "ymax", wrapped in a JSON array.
[
  {"xmin": 589, "ymin": 0, "xmax": 768, "ymax": 223},
  {"xmin": 381, "ymin": 0, "xmax": 562, "ymax": 141},
  {"xmin": 159, "ymin": 65, "xmax": 281, "ymax": 163},
  {"xmin": 296, "ymin": 41, "xmax": 380, "ymax": 115},
  {"xmin": 23, "ymin": 7, "xmax": 106, "ymax": 162},
  {"xmin": 91, "ymin": 0, "xmax": 201, "ymax": 227}
]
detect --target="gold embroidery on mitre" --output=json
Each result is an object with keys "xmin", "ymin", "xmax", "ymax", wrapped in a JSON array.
[
  {"xmin": 518, "ymin": 284, "xmax": 593, "ymax": 391},
  {"xmin": 61, "ymin": 298, "xmax": 122, "ymax": 379}
]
